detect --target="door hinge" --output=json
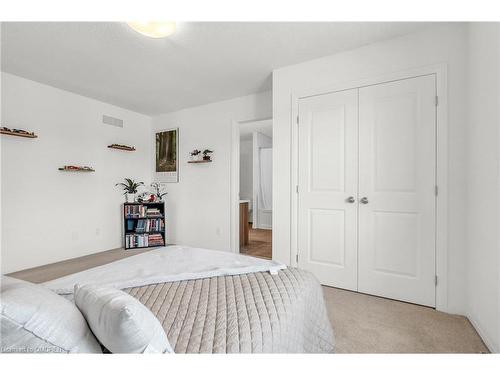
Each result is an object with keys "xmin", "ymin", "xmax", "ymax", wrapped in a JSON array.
[
  {"xmin": 296, "ymin": 115, "xmax": 299, "ymax": 124},
  {"xmin": 435, "ymin": 275, "xmax": 438, "ymax": 286},
  {"xmin": 435, "ymin": 185, "xmax": 439, "ymax": 196},
  {"xmin": 435, "ymin": 96, "xmax": 439, "ymax": 106},
  {"xmin": 296, "ymin": 253, "xmax": 299, "ymax": 263},
  {"xmin": 296, "ymin": 185, "xmax": 299, "ymax": 194}
]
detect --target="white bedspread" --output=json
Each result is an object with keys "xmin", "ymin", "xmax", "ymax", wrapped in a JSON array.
[{"xmin": 43, "ymin": 246, "xmax": 286, "ymax": 295}]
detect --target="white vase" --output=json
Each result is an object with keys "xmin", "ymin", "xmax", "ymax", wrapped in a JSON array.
[{"xmin": 125, "ymin": 193, "xmax": 135, "ymax": 203}]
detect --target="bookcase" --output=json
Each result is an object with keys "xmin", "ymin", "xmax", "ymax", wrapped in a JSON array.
[{"xmin": 123, "ymin": 202, "xmax": 166, "ymax": 249}]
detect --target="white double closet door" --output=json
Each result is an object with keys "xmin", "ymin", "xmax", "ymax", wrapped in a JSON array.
[{"xmin": 297, "ymin": 75, "xmax": 437, "ymax": 307}]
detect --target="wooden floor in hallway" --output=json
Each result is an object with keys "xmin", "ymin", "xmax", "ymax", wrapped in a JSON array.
[{"xmin": 240, "ymin": 223, "xmax": 272, "ymax": 259}]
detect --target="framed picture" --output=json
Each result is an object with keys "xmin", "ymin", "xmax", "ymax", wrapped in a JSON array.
[{"xmin": 155, "ymin": 128, "xmax": 179, "ymax": 182}]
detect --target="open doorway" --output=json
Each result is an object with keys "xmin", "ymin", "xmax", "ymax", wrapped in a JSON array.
[{"xmin": 237, "ymin": 119, "xmax": 272, "ymax": 259}]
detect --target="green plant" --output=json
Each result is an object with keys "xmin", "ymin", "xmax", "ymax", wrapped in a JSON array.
[
  {"xmin": 115, "ymin": 178, "xmax": 144, "ymax": 195},
  {"xmin": 202, "ymin": 149, "xmax": 213, "ymax": 161}
]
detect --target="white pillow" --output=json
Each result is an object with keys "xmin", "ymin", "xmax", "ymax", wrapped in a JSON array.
[
  {"xmin": 74, "ymin": 284, "xmax": 173, "ymax": 353},
  {"xmin": 0, "ymin": 276, "xmax": 101, "ymax": 353}
]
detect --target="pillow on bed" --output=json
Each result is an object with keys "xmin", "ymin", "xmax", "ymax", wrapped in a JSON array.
[
  {"xmin": 74, "ymin": 284, "xmax": 173, "ymax": 354},
  {"xmin": 0, "ymin": 276, "xmax": 102, "ymax": 353}
]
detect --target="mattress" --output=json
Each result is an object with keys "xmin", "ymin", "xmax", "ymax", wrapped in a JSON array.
[{"xmin": 123, "ymin": 268, "xmax": 334, "ymax": 353}]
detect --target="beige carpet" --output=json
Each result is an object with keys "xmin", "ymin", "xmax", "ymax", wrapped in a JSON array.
[{"xmin": 323, "ymin": 286, "xmax": 489, "ymax": 353}]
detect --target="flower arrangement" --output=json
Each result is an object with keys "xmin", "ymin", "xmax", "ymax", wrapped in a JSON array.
[{"xmin": 151, "ymin": 182, "xmax": 168, "ymax": 202}]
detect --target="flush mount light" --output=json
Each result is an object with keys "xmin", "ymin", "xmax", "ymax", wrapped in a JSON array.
[{"xmin": 127, "ymin": 22, "xmax": 176, "ymax": 38}]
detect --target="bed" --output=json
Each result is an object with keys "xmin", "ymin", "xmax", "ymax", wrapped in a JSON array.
[{"xmin": 37, "ymin": 246, "xmax": 335, "ymax": 353}]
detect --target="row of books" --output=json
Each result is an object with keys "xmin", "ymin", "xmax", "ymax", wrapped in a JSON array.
[
  {"xmin": 148, "ymin": 234, "xmax": 165, "ymax": 247},
  {"xmin": 145, "ymin": 207, "xmax": 162, "ymax": 217},
  {"xmin": 125, "ymin": 233, "xmax": 165, "ymax": 249},
  {"xmin": 124, "ymin": 205, "xmax": 163, "ymax": 218},
  {"xmin": 125, "ymin": 205, "xmax": 147, "ymax": 218},
  {"xmin": 134, "ymin": 218, "xmax": 164, "ymax": 233}
]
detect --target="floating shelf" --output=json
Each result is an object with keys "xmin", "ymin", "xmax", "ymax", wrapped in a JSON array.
[
  {"xmin": 1, "ymin": 129, "xmax": 38, "ymax": 138},
  {"xmin": 188, "ymin": 160, "xmax": 212, "ymax": 164},
  {"xmin": 58, "ymin": 166, "xmax": 95, "ymax": 172},
  {"xmin": 108, "ymin": 144, "xmax": 136, "ymax": 151}
]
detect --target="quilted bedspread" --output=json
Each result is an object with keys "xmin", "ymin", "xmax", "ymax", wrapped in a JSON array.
[{"xmin": 123, "ymin": 268, "xmax": 334, "ymax": 353}]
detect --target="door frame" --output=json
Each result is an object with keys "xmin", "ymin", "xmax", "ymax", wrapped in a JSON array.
[
  {"xmin": 290, "ymin": 63, "xmax": 449, "ymax": 312},
  {"xmin": 230, "ymin": 117, "xmax": 273, "ymax": 255}
]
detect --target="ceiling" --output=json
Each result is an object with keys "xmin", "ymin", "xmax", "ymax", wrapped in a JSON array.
[
  {"xmin": 240, "ymin": 119, "xmax": 272, "ymax": 141},
  {"xmin": 1, "ymin": 22, "xmax": 443, "ymax": 115}
]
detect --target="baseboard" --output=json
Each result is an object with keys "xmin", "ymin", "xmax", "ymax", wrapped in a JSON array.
[{"xmin": 467, "ymin": 313, "xmax": 498, "ymax": 353}]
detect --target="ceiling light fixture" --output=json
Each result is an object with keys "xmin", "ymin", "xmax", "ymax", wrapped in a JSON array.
[{"xmin": 127, "ymin": 22, "xmax": 176, "ymax": 38}]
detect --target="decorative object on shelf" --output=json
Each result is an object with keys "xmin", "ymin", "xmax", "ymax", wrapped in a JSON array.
[
  {"xmin": 115, "ymin": 178, "xmax": 144, "ymax": 203},
  {"xmin": 202, "ymin": 149, "xmax": 213, "ymax": 161},
  {"xmin": 123, "ymin": 202, "xmax": 166, "ymax": 249},
  {"xmin": 151, "ymin": 182, "xmax": 168, "ymax": 202},
  {"xmin": 1, "ymin": 126, "xmax": 38, "ymax": 138},
  {"xmin": 189, "ymin": 149, "xmax": 202, "ymax": 161},
  {"xmin": 155, "ymin": 128, "xmax": 179, "ymax": 183},
  {"xmin": 136, "ymin": 192, "xmax": 149, "ymax": 203},
  {"xmin": 58, "ymin": 165, "xmax": 95, "ymax": 172},
  {"xmin": 108, "ymin": 144, "xmax": 136, "ymax": 151}
]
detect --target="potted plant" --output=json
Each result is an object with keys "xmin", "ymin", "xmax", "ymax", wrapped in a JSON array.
[
  {"xmin": 202, "ymin": 149, "xmax": 213, "ymax": 161},
  {"xmin": 115, "ymin": 178, "xmax": 144, "ymax": 203},
  {"xmin": 151, "ymin": 182, "xmax": 168, "ymax": 202},
  {"xmin": 190, "ymin": 149, "xmax": 201, "ymax": 161}
]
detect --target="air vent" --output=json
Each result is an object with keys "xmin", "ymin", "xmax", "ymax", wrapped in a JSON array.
[{"xmin": 102, "ymin": 115, "xmax": 123, "ymax": 128}]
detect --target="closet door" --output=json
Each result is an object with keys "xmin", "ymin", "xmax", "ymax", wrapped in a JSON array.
[
  {"xmin": 358, "ymin": 75, "xmax": 436, "ymax": 307},
  {"xmin": 297, "ymin": 89, "xmax": 358, "ymax": 290}
]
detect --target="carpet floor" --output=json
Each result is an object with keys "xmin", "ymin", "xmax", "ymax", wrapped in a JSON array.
[{"xmin": 323, "ymin": 286, "xmax": 489, "ymax": 353}]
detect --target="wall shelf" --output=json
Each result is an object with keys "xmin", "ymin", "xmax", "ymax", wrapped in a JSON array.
[
  {"xmin": 188, "ymin": 160, "xmax": 212, "ymax": 164},
  {"xmin": 58, "ymin": 166, "xmax": 95, "ymax": 172},
  {"xmin": 108, "ymin": 144, "xmax": 136, "ymax": 151},
  {"xmin": 1, "ymin": 129, "xmax": 38, "ymax": 138}
]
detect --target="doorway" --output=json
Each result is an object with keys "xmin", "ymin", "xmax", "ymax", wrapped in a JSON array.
[{"xmin": 234, "ymin": 119, "xmax": 273, "ymax": 259}]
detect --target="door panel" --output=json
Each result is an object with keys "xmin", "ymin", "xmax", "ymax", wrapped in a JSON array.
[
  {"xmin": 358, "ymin": 75, "xmax": 436, "ymax": 307},
  {"xmin": 298, "ymin": 89, "xmax": 358, "ymax": 290}
]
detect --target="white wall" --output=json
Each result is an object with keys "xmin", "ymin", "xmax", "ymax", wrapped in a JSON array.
[
  {"xmin": 239, "ymin": 139, "xmax": 253, "ymax": 202},
  {"xmin": 1, "ymin": 73, "xmax": 152, "ymax": 273},
  {"xmin": 273, "ymin": 24, "xmax": 468, "ymax": 314},
  {"xmin": 466, "ymin": 23, "xmax": 500, "ymax": 353},
  {"xmin": 151, "ymin": 92, "xmax": 272, "ymax": 251}
]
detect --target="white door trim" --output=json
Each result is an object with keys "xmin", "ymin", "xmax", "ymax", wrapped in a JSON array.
[
  {"xmin": 290, "ymin": 63, "xmax": 449, "ymax": 312},
  {"xmin": 230, "ymin": 117, "xmax": 273, "ymax": 254}
]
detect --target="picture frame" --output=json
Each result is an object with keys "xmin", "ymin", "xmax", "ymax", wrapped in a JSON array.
[{"xmin": 155, "ymin": 127, "xmax": 179, "ymax": 183}]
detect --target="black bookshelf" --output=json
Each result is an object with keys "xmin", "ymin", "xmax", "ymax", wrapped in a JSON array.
[{"xmin": 123, "ymin": 202, "xmax": 166, "ymax": 250}]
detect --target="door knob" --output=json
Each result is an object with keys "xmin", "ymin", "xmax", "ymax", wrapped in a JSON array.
[
  {"xmin": 360, "ymin": 197, "xmax": 369, "ymax": 204},
  {"xmin": 346, "ymin": 196, "xmax": 355, "ymax": 203}
]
